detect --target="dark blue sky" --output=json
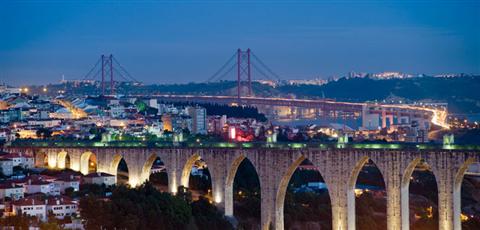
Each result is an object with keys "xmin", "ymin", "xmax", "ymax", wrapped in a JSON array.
[{"xmin": 1, "ymin": 1, "xmax": 479, "ymax": 86}]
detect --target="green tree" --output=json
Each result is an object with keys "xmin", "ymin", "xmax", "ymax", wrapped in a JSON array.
[{"xmin": 191, "ymin": 196, "xmax": 234, "ymax": 230}]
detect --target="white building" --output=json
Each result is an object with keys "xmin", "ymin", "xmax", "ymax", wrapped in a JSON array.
[
  {"xmin": 186, "ymin": 107, "xmax": 207, "ymax": 134},
  {"xmin": 24, "ymin": 180, "xmax": 58, "ymax": 196},
  {"xmin": 109, "ymin": 105, "xmax": 126, "ymax": 118},
  {"xmin": 83, "ymin": 172, "xmax": 116, "ymax": 186},
  {"xmin": 0, "ymin": 159, "xmax": 13, "ymax": 176},
  {"xmin": 0, "ymin": 153, "xmax": 35, "ymax": 169},
  {"xmin": 54, "ymin": 176, "xmax": 80, "ymax": 193},
  {"xmin": 12, "ymin": 197, "xmax": 47, "ymax": 221},
  {"xmin": 27, "ymin": 119, "xmax": 61, "ymax": 128},
  {"xmin": 12, "ymin": 196, "xmax": 78, "ymax": 221},
  {"xmin": 46, "ymin": 196, "xmax": 78, "ymax": 219},
  {"xmin": 0, "ymin": 183, "xmax": 24, "ymax": 200}
]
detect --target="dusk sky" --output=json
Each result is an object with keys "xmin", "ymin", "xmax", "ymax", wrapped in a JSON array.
[{"xmin": 1, "ymin": 1, "xmax": 479, "ymax": 86}]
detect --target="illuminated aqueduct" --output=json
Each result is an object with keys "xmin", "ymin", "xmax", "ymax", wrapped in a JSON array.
[{"xmin": 6, "ymin": 146, "xmax": 480, "ymax": 230}]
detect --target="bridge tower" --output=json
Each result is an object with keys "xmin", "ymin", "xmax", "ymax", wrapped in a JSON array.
[
  {"xmin": 100, "ymin": 54, "xmax": 115, "ymax": 96},
  {"xmin": 236, "ymin": 48, "xmax": 252, "ymax": 99}
]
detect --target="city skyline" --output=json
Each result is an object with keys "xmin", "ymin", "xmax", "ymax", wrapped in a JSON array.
[{"xmin": 1, "ymin": 1, "xmax": 479, "ymax": 85}]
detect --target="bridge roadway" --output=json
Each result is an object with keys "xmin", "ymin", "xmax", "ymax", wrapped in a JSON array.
[
  {"xmin": 6, "ymin": 142, "xmax": 479, "ymax": 230},
  {"xmin": 144, "ymin": 94, "xmax": 365, "ymax": 112},
  {"xmin": 143, "ymin": 94, "xmax": 432, "ymax": 116}
]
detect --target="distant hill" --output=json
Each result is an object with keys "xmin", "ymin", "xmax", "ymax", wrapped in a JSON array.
[
  {"xmin": 278, "ymin": 76, "xmax": 480, "ymax": 113},
  {"xmin": 30, "ymin": 76, "xmax": 480, "ymax": 114}
]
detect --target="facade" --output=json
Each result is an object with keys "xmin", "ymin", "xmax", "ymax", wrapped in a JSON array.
[
  {"xmin": 12, "ymin": 197, "xmax": 47, "ymax": 221},
  {"xmin": 24, "ymin": 180, "xmax": 58, "ymax": 196},
  {"xmin": 27, "ymin": 119, "xmax": 61, "ymax": 128},
  {"xmin": 161, "ymin": 114, "xmax": 172, "ymax": 131},
  {"xmin": 0, "ymin": 159, "xmax": 13, "ymax": 176},
  {"xmin": 12, "ymin": 196, "xmax": 78, "ymax": 221},
  {"xmin": 109, "ymin": 105, "xmax": 126, "ymax": 118},
  {"xmin": 0, "ymin": 153, "xmax": 34, "ymax": 169},
  {"xmin": 0, "ymin": 183, "xmax": 24, "ymax": 200},
  {"xmin": 54, "ymin": 176, "xmax": 80, "ymax": 193},
  {"xmin": 186, "ymin": 106, "xmax": 207, "ymax": 134},
  {"xmin": 46, "ymin": 196, "xmax": 78, "ymax": 219},
  {"xmin": 83, "ymin": 172, "xmax": 116, "ymax": 186},
  {"xmin": 0, "ymin": 108, "xmax": 24, "ymax": 123}
]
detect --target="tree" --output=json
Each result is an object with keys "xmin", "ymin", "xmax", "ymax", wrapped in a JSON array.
[
  {"xmin": 64, "ymin": 187, "xmax": 75, "ymax": 197},
  {"xmin": 191, "ymin": 196, "xmax": 233, "ymax": 230},
  {"xmin": 0, "ymin": 212, "xmax": 36, "ymax": 229},
  {"xmin": 36, "ymin": 128, "xmax": 52, "ymax": 139},
  {"xmin": 39, "ymin": 211, "xmax": 61, "ymax": 230},
  {"xmin": 80, "ymin": 183, "xmax": 192, "ymax": 230}
]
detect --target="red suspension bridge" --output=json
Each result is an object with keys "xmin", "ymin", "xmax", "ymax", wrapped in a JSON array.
[{"xmin": 80, "ymin": 50, "xmax": 449, "ymax": 129}]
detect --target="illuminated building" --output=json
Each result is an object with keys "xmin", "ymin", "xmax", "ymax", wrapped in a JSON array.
[
  {"xmin": 162, "ymin": 114, "xmax": 173, "ymax": 132},
  {"xmin": 186, "ymin": 106, "xmax": 207, "ymax": 134}
]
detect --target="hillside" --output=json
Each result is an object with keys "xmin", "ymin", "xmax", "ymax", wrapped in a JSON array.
[{"xmin": 30, "ymin": 76, "xmax": 480, "ymax": 114}]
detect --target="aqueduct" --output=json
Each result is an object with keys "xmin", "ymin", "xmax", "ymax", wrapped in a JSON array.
[{"xmin": 5, "ymin": 145, "xmax": 480, "ymax": 230}]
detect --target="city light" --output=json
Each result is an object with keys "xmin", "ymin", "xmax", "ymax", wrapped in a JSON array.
[
  {"xmin": 214, "ymin": 193, "xmax": 222, "ymax": 203},
  {"xmin": 229, "ymin": 126, "xmax": 236, "ymax": 140}
]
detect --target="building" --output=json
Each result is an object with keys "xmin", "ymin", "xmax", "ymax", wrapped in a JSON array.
[
  {"xmin": 12, "ymin": 197, "xmax": 47, "ymax": 221},
  {"xmin": 24, "ymin": 179, "xmax": 58, "ymax": 196},
  {"xmin": 186, "ymin": 106, "xmax": 207, "ymax": 134},
  {"xmin": 0, "ymin": 183, "xmax": 24, "ymax": 200},
  {"xmin": 0, "ymin": 108, "xmax": 24, "ymax": 123},
  {"xmin": 0, "ymin": 159, "xmax": 13, "ymax": 176},
  {"xmin": 0, "ymin": 153, "xmax": 34, "ymax": 169},
  {"xmin": 147, "ymin": 122, "xmax": 164, "ymax": 137},
  {"xmin": 83, "ymin": 172, "xmax": 116, "ymax": 186},
  {"xmin": 27, "ymin": 119, "xmax": 61, "ymax": 128},
  {"xmin": 0, "ymin": 128, "xmax": 12, "ymax": 142},
  {"xmin": 208, "ymin": 115, "xmax": 227, "ymax": 134},
  {"xmin": 11, "ymin": 196, "xmax": 78, "ymax": 221},
  {"xmin": 54, "ymin": 175, "xmax": 80, "ymax": 193},
  {"xmin": 109, "ymin": 105, "xmax": 126, "ymax": 118},
  {"xmin": 46, "ymin": 196, "xmax": 78, "ymax": 219},
  {"xmin": 161, "ymin": 114, "xmax": 172, "ymax": 132}
]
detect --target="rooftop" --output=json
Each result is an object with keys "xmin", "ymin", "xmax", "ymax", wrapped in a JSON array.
[
  {"xmin": 84, "ymin": 172, "xmax": 115, "ymax": 178},
  {"xmin": 12, "ymin": 197, "xmax": 44, "ymax": 206}
]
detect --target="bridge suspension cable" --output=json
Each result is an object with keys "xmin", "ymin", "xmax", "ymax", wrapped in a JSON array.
[
  {"xmin": 78, "ymin": 54, "xmax": 140, "ymax": 95},
  {"xmin": 204, "ymin": 49, "xmax": 284, "ymax": 99},
  {"xmin": 251, "ymin": 52, "xmax": 283, "ymax": 82},
  {"xmin": 205, "ymin": 53, "xmax": 237, "ymax": 83}
]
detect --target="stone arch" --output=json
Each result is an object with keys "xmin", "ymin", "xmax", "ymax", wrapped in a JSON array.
[
  {"xmin": 181, "ymin": 153, "xmax": 201, "ymax": 187},
  {"xmin": 110, "ymin": 154, "xmax": 124, "ymax": 175},
  {"xmin": 56, "ymin": 151, "xmax": 70, "ymax": 169},
  {"xmin": 224, "ymin": 154, "xmax": 261, "ymax": 217},
  {"xmin": 140, "ymin": 153, "xmax": 169, "ymax": 189},
  {"xmin": 110, "ymin": 154, "xmax": 129, "ymax": 185},
  {"xmin": 347, "ymin": 156, "xmax": 387, "ymax": 230},
  {"xmin": 80, "ymin": 151, "xmax": 97, "ymax": 175},
  {"xmin": 275, "ymin": 154, "xmax": 332, "ymax": 230},
  {"xmin": 453, "ymin": 157, "xmax": 476, "ymax": 230},
  {"xmin": 401, "ymin": 157, "xmax": 439, "ymax": 230},
  {"xmin": 225, "ymin": 154, "xmax": 246, "ymax": 217},
  {"xmin": 140, "ymin": 153, "xmax": 161, "ymax": 183},
  {"xmin": 400, "ymin": 157, "xmax": 422, "ymax": 230},
  {"xmin": 35, "ymin": 152, "xmax": 48, "ymax": 167},
  {"xmin": 347, "ymin": 156, "xmax": 370, "ymax": 190}
]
